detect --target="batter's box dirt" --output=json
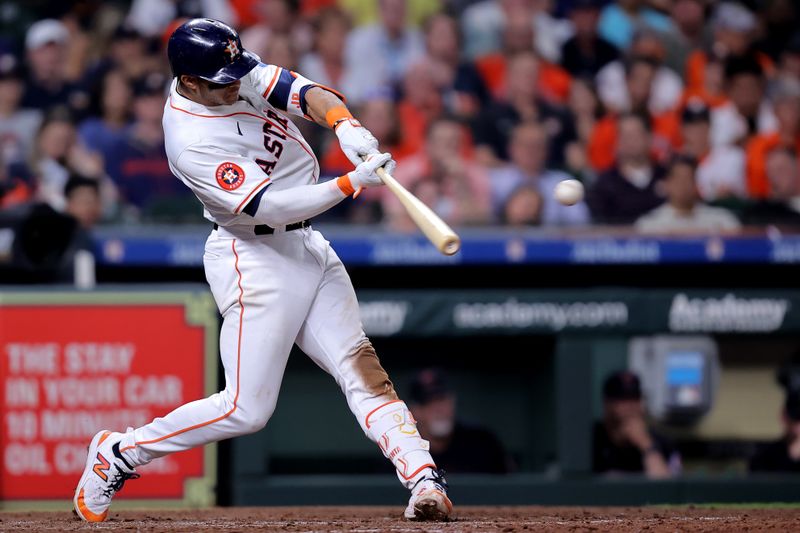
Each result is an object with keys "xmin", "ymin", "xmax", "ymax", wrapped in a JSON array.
[{"xmin": 1, "ymin": 505, "xmax": 799, "ymax": 532}]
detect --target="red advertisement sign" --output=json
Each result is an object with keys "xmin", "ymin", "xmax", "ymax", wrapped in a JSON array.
[{"xmin": 1, "ymin": 302, "xmax": 213, "ymax": 500}]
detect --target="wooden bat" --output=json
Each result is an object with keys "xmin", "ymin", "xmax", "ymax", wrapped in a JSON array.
[{"xmin": 376, "ymin": 166, "xmax": 461, "ymax": 256}]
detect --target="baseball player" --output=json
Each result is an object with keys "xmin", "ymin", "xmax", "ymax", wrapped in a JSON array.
[{"xmin": 73, "ymin": 19, "xmax": 452, "ymax": 522}]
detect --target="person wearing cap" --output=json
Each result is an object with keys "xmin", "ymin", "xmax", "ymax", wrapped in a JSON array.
[
  {"xmin": 593, "ymin": 370, "xmax": 680, "ymax": 478},
  {"xmin": 635, "ymin": 154, "xmax": 740, "ymax": 234},
  {"xmin": 105, "ymin": 71, "xmax": 195, "ymax": 217},
  {"xmin": 679, "ymin": 98, "xmax": 746, "ymax": 201},
  {"xmin": 750, "ymin": 390, "xmax": 800, "ymax": 473},
  {"xmin": 21, "ymin": 18, "xmax": 84, "ymax": 112},
  {"xmin": 745, "ymin": 78, "xmax": 800, "ymax": 198},
  {"xmin": 408, "ymin": 368, "xmax": 512, "ymax": 474},
  {"xmin": 560, "ymin": 0, "xmax": 620, "ymax": 79}
]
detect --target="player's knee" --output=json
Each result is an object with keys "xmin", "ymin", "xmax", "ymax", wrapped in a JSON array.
[{"xmin": 230, "ymin": 407, "xmax": 271, "ymax": 434}]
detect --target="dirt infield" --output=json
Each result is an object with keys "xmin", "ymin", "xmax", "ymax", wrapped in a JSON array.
[{"xmin": 1, "ymin": 505, "xmax": 799, "ymax": 532}]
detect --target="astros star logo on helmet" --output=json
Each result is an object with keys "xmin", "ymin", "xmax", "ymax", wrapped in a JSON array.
[
  {"xmin": 215, "ymin": 162, "xmax": 245, "ymax": 190},
  {"xmin": 224, "ymin": 39, "xmax": 240, "ymax": 60}
]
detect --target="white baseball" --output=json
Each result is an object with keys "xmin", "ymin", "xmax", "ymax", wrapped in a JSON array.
[{"xmin": 554, "ymin": 179, "xmax": 584, "ymax": 206}]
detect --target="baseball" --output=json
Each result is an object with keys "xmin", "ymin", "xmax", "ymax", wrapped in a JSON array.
[{"xmin": 554, "ymin": 179, "xmax": 584, "ymax": 206}]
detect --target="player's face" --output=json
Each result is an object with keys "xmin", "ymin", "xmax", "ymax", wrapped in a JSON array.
[{"xmin": 199, "ymin": 79, "xmax": 242, "ymax": 106}]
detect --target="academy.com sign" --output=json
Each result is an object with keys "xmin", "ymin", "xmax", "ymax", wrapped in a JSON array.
[
  {"xmin": 669, "ymin": 293, "xmax": 790, "ymax": 332},
  {"xmin": 453, "ymin": 299, "xmax": 629, "ymax": 331}
]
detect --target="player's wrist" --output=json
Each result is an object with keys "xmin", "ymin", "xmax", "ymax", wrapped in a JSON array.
[
  {"xmin": 335, "ymin": 174, "xmax": 356, "ymax": 196},
  {"xmin": 326, "ymin": 106, "xmax": 354, "ymax": 130}
]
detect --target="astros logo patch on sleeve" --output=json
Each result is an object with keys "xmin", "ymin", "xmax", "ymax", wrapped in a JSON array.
[{"xmin": 216, "ymin": 162, "xmax": 245, "ymax": 191}]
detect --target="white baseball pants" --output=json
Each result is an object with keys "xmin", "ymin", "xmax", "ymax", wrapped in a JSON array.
[{"xmin": 119, "ymin": 225, "xmax": 435, "ymax": 489}]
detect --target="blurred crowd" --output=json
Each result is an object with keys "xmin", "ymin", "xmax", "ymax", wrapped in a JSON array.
[{"xmin": 1, "ymin": 0, "xmax": 800, "ymax": 234}]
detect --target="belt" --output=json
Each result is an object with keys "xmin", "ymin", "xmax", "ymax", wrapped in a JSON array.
[{"xmin": 213, "ymin": 220, "xmax": 311, "ymax": 235}]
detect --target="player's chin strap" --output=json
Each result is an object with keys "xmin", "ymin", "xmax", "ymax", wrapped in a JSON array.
[{"xmin": 366, "ymin": 401, "xmax": 436, "ymax": 490}]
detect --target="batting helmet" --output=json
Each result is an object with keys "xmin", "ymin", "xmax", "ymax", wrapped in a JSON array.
[{"xmin": 167, "ymin": 18, "xmax": 259, "ymax": 84}]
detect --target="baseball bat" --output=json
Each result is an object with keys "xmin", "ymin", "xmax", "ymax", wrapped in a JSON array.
[{"xmin": 376, "ymin": 166, "xmax": 461, "ymax": 256}]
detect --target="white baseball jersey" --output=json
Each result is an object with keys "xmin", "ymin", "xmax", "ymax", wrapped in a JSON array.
[{"xmin": 163, "ymin": 63, "xmax": 331, "ymax": 226}]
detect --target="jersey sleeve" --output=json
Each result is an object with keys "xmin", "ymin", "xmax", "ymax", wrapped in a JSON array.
[
  {"xmin": 245, "ymin": 62, "xmax": 346, "ymax": 118},
  {"xmin": 173, "ymin": 144, "xmax": 273, "ymax": 217}
]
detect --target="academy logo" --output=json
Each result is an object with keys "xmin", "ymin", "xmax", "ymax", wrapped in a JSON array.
[{"xmin": 216, "ymin": 162, "xmax": 245, "ymax": 191}]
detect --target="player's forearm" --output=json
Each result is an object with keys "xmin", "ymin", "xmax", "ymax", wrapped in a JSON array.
[
  {"xmin": 304, "ymin": 86, "xmax": 349, "ymax": 128},
  {"xmin": 250, "ymin": 180, "xmax": 349, "ymax": 227}
]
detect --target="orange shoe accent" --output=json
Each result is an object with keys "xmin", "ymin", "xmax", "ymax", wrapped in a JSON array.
[
  {"xmin": 399, "ymin": 463, "xmax": 436, "ymax": 481},
  {"xmin": 97, "ymin": 431, "xmax": 112, "ymax": 446},
  {"xmin": 76, "ymin": 488, "xmax": 108, "ymax": 522},
  {"xmin": 92, "ymin": 453, "xmax": 111, "ymax": 482}
]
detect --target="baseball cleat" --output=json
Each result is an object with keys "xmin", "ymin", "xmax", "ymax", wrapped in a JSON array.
[
  {"xmin": 404, "ymin": 469, "xmax": 453, "ymax": 521},
  {"xmin": 73, "ymin": 430, "xmax": 139, "ymax": 522}
]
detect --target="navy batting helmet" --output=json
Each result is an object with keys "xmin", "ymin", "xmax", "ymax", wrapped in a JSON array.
[{"xmin": 167, "ymin": 18, "xmax": 259, "ymax": 84}]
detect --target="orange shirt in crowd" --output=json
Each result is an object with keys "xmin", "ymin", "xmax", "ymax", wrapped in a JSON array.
[
  {"xmin": 745, "ymin": 133, "xmax": 800, "ymax": 198},
  {"xmin": 475, "ymin": 53, "xmax": 572, "ymax": 105},
  {"xmin": 588, "ymin": 112, "xmax": 681, "ymax": 172},
  {"xmin": 685, "ymin": 50, "xmax": 775, "ymax": 96}
]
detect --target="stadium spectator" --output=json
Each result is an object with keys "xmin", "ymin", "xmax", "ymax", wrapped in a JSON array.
[
  {"xmin": 595, "ymin": 31, "xmax": 683, "ymax": 116},
  {"xmin": 22, "ymin": 19, "xmax": 88, "ymax": 114},
  {"xmin": 340, "ymin": 0, "xmax": 440, "ymax": 27},
  {"xmin": 472, "ymin": 52, "xmax": 576, "ymax": 168},
  {"xmin": 385, "ymin": 116, "xmax": 490, "ymax": 230},
  {"xmin": 588, "ymin": 112, "xmax": 666, "ymax": 224},
  {"xmin": 776, "ymin": 32, "xmax": 800, "ymax": 82},
  {"xmin": 740, "ymin": 148, "xmax": 800, "ymax": 227},
  {"xmin": 64, "ymin": 174, "xmax": 102, "ymax": 230},
  {"xmin": 597, "ymin": 0, "xmax": 674, "ymax": 51},
  {"xmin": 298, "ymin": 7, "xmax": 350, "ymax": 91},
  {"xmin": 0, "ymin": 54, "xmax": 42, "ymax": 166},
  {"xmin": 241, "ymin": 0, "xmax": 308, "ymax": 61},
  {"xmin": 85, "ymin": 24, "xmax": 157, "ymax": 83},
  {"xmin": 126, "ymin": 0, "xmax": 237, "ymax": 39},
  {"xmin": 678, "ymin": 99, "xmax": 747, "ymax": 201},
  {"xmin": 560, "ymin": 0, "xmax": 620, "ymax": 80},
  {"xmin": 660, "ymin": 0, "xmax": 709, "ymax": 75},
  {"xmin": 710, "ymin": 54, "xmax": 777, "ymax": 148},
  {"xmin": 750, "ymin": 389, "xmax": 800, "ymax": 473},
  {"xmin": 396, "ymin": 59, "xmax": 445, "ymax": 159},
  {"xmin": 422, "ymin": 13, "xmax": 488, "ymax": 118},
  {"xmin": 565, "ymin": 78, "xmax": 600, "ymax": 178},
  {"xmin": 461, "ymin": 0, "xmax": 573, "ymax": 63},
  {"xmin": 593, "ymin": 370, "xmax": 681, "ymax": 479},
  {"xmin": 342, "ymin": 0, "xmax": 425, "ymax": 103},
  {"xmin": 0, "ymin": 152, "xmax": 31, "ymax": 210},
  {"xmin": 745, "ymin": 79, "xmax": 800, "ymax": 198},
  {"xmin": 78, "ymin": 69, "xmax": 133, "ymax": 174},
  {"xmin": 635, "ymin": 155, "xmax": 740, "ymax": 234},
  {"xmin": 502, "ymin": 185, "xmax": 543, "ymax": 226},
  {"xmin": 490, "ymin": 122, "xmax": 590, "ymax": 226},
  {"xmin": 589, "ymin": 57, "xmax": 680, "ymax": 172},
  {"xmin": 752, "ymin": 0, "xmax": 797, "ymax": 62},
  {"xmin": 408, "ymin": 368, "xmax": 512, "ymax": 474},
  {"xmin": 105, "ymin": 72, "xmax": 192, "ymax": 219}
]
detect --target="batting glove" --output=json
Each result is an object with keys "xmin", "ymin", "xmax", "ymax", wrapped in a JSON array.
[
  {"xmin": 336, "ymin": 152, "xmax": 395, "ymax": 198},
  {"xmin": 335, "ymin": 118, "xmax": 380, "ymax": 167}
]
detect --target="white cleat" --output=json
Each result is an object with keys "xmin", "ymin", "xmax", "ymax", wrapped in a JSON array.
[
  {"xmin": 73, "ymin": 430, "xmax": 139, "ymax": 522},
  {"xmin": 404, "ymin": 470, "xmax": 453, "ymax": 521}
]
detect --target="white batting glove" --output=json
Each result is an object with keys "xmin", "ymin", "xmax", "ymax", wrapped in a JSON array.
[
  {"xmin": 348, "ymin": 152, "xmax": 393, "ymax": 189},
  {"xmin": 335, "ymin": 118, "xmax": 380, "ymax": 167}
]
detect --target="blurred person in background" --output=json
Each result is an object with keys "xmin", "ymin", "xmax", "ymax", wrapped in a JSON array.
[
  {"xmin": 678, "ymin": 99, "xmax": 746, "ymax": 201},
  {"xmin": 564, "ymin": 78, "xmax": 600, "ymax": 179},
  {"xmin": 78, "ymin": 69, "xmax": 133, "ymax": 172},
  {"xmin": 29, "ymin": 107, "xmax": 108, "ymax": 212},
  {"xmin": 340, "ymin": 0, "xmax": 440, "ymax": 27},
  {"xmin": 85, "ymin": 24, "xmax": 159, "ymax": 83},
  {"xmin": 298, "ymin": 7, "xmax": 350, "ymax": 91},
  {"xmin": 635, "ymin": 155, "xmax": 740, "ymax": 234},
  {"xmin": 461, "ymin": 0, "xmax": 574, "ymax": 63},
  {"xmin": 474, "ymin": 15, "xmax": 572, "ymax": 106},
  {"xmin": 680, "ymin": 47, "xmax": 728, "ymax": 110},
  {"xmin": 64, "ymin": 174, "xmax": 103, "ymax": 230},
  {"xmin": 0, "ymin": 152, "xmax": 31, "ymax": 210},
  {"xmin": 0, "ymin": 54, "xmax": 42, "ymax": 166},
  {"xmin": 241, "ymin": 0, "xmax": 309, "ymax": 61},
  {"xmin": 685, "ymin": 2, "xmax": 772, "ymax": 99},
  {"xmin": 597, "ymin": 0, "xmax": 673, "ymax": 51},
  {"xmin": 593, "ymin": 370, "xmax": 680, "ymax": 479},
  {"xmin": 741, "ymin": 148, "xmax": 800, "ymax": 227},
  {"xmin": 105, "ymin": 71, "xmax": 193, "ymax": 219},
  {"xmin": 752, "ymin": 0, "xmax": 797, "ymax": 63},
  {"xmin": 501, "ymin": 184, "xmax": 543, "ymax": 226},
  {"xmin": 126, "ymin": 0, "xmax": 237, "ymax": 39},
  {"xmin": 409, "ymin": 368, "xmax": 512, "ymax": 474},
  {"xmin": 472, "ymin": 52, "xmax": 576, "ymax": 168},
  {"xmin": 422, "ymin": 13, "xmax": 488, "ymax": 119},
  {"xmin": 490, "ymin": 122, "xmax": 589, "ymax": 226},
  {"xmin": 745, "ymin": 79, "xmax": 800, "ymax": 198},
  {"xmin": 385, "ymin": 116, "xmax": 490, "ymax": 230},
  {"xmin": 396, "ymin": 59, "xmax": 446, "ymax": 158},
  {"xmin": 560, "ymin": 0, "xmax": 620, "ymax": 80},
  {"xmin": 22, "ymin": 19, "xmax": 88, "ymax": 114},
  {"xmin": 660, "ymin": 0, "xmax": 710, "ymax": 74},
  {"xmin": 342, "ymin": 0, "xmax": 424, "ymax": 103},
  {"xmin": 750, "ymin": 389, "xmax": 800, "ymax": 473},
  {"xmin": 589, "ymin": 56, "xmax": 680, "ymax": 172},
  {"xmin": 588, "ymin": 112, "xmax": 666, "ymax": 224},
  {"xmin": 775, "ymin": 33, "xmax": 800, "ymax": 83},
  {"xmin": 595, "ymin": 30, "xmax": 683, "ymax": 117},
  {"xmin": 710, "ymin": 54, "xmax": 777, "ymax": 148}
]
